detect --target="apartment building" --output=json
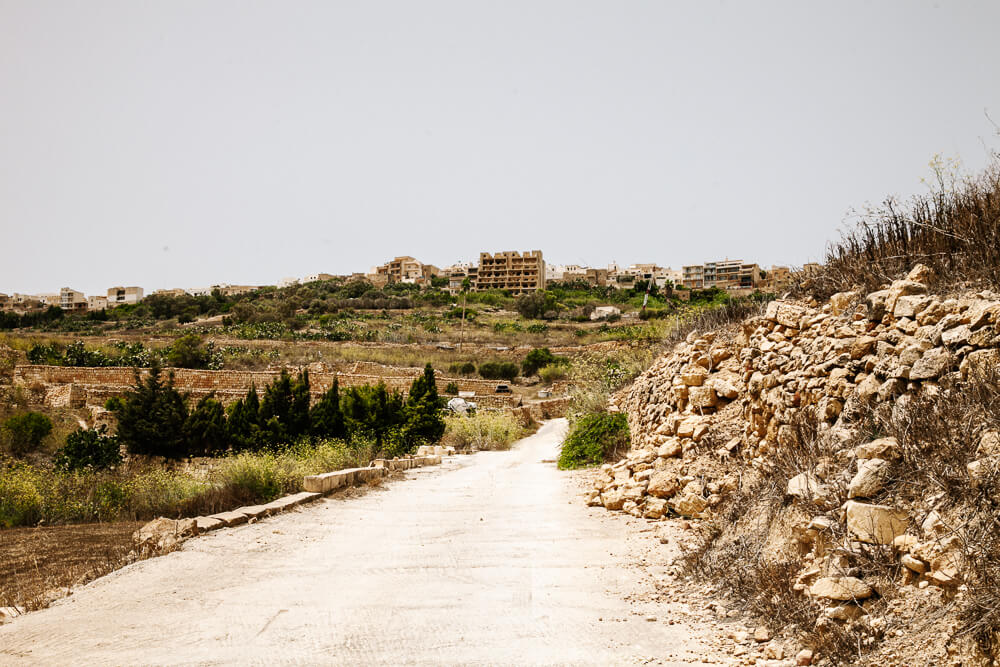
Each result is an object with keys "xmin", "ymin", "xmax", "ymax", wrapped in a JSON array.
[
  {"xmin": 107, "ymin": 286, "xmax": 144, "ymax": 305},
  {"xmin": 445, "ymin": 265, "xmax": 478, "ymax": 294},
  {"xmin": 88, "ymin": 295, "xmax": 108, "ymax": 310},
  {"xmin": 682, "ymin": 265, "xmax": 705, "ymax": 289},
  {"xmin": 476, "ymin": 250, "xmax": 545, "ymax": 294},
  {"xmin": 371, "ymin": 256, "xmax": 439, "ymax": 286},
  {"xmin": 684, "ymin": 260, "xmax": 760, "ymax": 290},
  {"xmin": 60, "ymin": 287, "xmax": 87, "ymax": 311}
]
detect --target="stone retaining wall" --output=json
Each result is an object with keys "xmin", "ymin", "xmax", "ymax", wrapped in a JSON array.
[{"xmin": 14, "ymin": 364, "xmax": 522, "ymax": 410}]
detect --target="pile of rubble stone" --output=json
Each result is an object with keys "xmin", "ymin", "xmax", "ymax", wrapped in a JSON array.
[{"xmin": 587, "ymin": 264, "xmax": 1000, "ymax": 644}]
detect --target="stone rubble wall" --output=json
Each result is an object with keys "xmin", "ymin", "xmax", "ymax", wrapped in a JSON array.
[
  {"xmin": 13, "ymin": 364, "xmax": 523, "ymax": 410},
  {"xmin": 590, "ymin": 265, "xmax": 1000, "ymax": 605}
]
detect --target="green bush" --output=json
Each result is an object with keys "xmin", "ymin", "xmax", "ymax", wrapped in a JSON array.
[
  {"xmin": 479, "ymin": 361, "xmax": 518, "ymax": 381},
  {"xmin": 445, "ymin": 382, "xmax": 459, "ymax": 394},
  {"xmin": 1, "ymin": 412, "xmax": 53, "ymax": 455},
  {"xmin": 448, "ymin": 361, "xmax": 477, "ymax": 376},
  {"xmin": 539, "ymin": 363, "xmax": 569, "ymax": 384},
  {"xmin": 558, "ymin": 412, "xmax": 630, "ymax": 469},
  {"xmin": 0, "ymin": 464, "xmax": 43, "ymax": 527},
  {"xmin": 521, "ymin": 347, "xmax": 566, "ymax": 376},
  {"xmin": 53, "ymin": 427, "xmax": 122, "ymax": 471}
]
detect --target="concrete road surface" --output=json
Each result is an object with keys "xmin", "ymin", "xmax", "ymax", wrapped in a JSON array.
[{"xmin": 0, "ymin": 419, "xmax": 711, "ymax": 666}]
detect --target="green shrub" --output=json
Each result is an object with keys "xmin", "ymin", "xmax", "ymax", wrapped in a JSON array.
[
  {"xmin": 53, "ymin": 427, "xmax": 122, "ymax": 471},
  {"xmin": 0, "ymin": 464, "xmax": 43, "ymax": 527},
  {"xmin": 479, "ymin": 361, "xmax": 518, "ymax": 381},
  {"xmin": 443, "ymin": 412, "xmax": 523, "ymax": 451},
  {"xmin": 445, "ymin": 382, "xmax": 459, "ymax": 394},
  {"xmin": 538, "ymin": 363, "xmax": 569, "ymax": 384},
  {"xmin": 521, "ymin": 347, "xmax": 566, "ymax": 376},
  {"xmin": 558, "ymin": 412, "xmax": 630, "ymax": 469},
  {"xmin": 1, "ymin": 412, "xmax": 53, "ymax": 455},
  {"xmin": 448, "ymin": 361, "xmax": 477, "ymax": 376}
]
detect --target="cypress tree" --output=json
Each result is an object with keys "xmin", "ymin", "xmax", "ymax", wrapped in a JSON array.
[{"xmin": 310, "ymin": 378, "xmax": 346, "ymax": 440}]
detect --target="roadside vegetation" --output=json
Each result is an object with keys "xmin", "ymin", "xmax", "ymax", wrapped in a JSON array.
[
  {"xmin": 0, "ymin": 362, "xmax": 446, "ymax": 528},
  {"xmin": 442, "ymin": 412, "xmax": 525, "ymax": 451}
]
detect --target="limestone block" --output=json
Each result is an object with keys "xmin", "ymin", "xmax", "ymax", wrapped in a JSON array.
[
  {"xmin": 642, "ymin": 497, "xmax": 668, "ymax": 519},
  {"xmin": 708, "ymin": 377, "xmax": 739, "ymax": 399},
  {"xmin": 893, "ymin": 295, "xmax": 931, "ymax": 319},
  {"xmin": 901, "ymin": 554, "xmax": 927, "ymax": 573},
  {"xmin": 910, "ymin": 348, "xmax": 954, "ymax": 380},
  {"xmin": 830, "ymin": 291, "xmax": 859, "ymax": 317},
  {"xmin": 647, "ymin": 471, "xmax": 679, "ymax": 499},
  {"xmin": 855, "ymin": 437, "xmax": 900, "ymax": 460},
  {"xmin": 238, "ymin": 505, "xmax": 270, "ymax": 520},
  {"xmin": 680, "ymin": 367, "xmax": 708, "ymax": 386},
  {"xmin": 207, "ymin": 510, "xmax": 249, "ymax": 528},
  {"xmin": 866, "ymin": 290, "xmax": 890, "ymax": 322},
  {"xmin": 688, "ymin": 386, "xmax": 718, "ymax": 409},
  {"xmin": 809, "ymin": 576, "xmax": 873, "ymax": 601},
  {"xmin": 847, "ymin": 458, "xmax": 891, "ymax": 499},
  {"xmin": 885, "ymin": 280, "xmax": 928, "ymax": 316},
  {"xmin": 787, "ymin": 472, "xmax": 833, "ymax": 506},
  {"xmin": 194, "ymin": 516, "xmax": 224, "ymax": 532},
  {"xmin": 845, "ymin": 500, "xmax": 908, "ymax": 545},
  {"xmin": 657, "ymin": 439, "xmax": 682, "ymax": 458},
  {"xmin": 941, "ymin": 324, "xmax": 972, "ymax": 347},
  {"xmin": 602, "ymin": 488, "xmax": 626, "ymax": 510},
  {"xmin": 669, "ymin": 491, "xmax": 708, "ymax": 517}
]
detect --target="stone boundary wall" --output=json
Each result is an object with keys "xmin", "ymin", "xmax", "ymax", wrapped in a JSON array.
[{"xmin": 14, "ymin": 364, "xmax": 522, "ymax": 410}]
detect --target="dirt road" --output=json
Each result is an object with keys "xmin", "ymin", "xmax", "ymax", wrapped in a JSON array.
[{"xmin": 0, "ymin": 420, "xmax": 723, "ymax": 666}]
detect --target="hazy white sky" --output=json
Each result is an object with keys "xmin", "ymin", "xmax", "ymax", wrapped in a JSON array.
[{"xmin": 2, "ymin": 0, "xmax": 999, "ymax": 295}]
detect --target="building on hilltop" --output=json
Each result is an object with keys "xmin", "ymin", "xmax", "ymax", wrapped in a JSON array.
[
  {"xmin": 59, "ymin": 287, "xmax": 87, "ymax": 311},
  {"xmin": 88, "ymin": 295, "xmax": 108, "ymax": 311},
  {"xmin": 303, "ymin": 273, "xmax": 335, "ymax": 284},
  {"xmin": 683, "ymin": 260, "xmax": 761, "ymax": 291},
  {"xmin": 370, "ymin": 256, "xmax": 439, "ymax": 287},
  {"xmin": 107, "ymin": 286, "xmax": 143, "ymax": 305},
  {"xmin": 476, "ymin": 250, "xmax": 545, "ymax": 294}
]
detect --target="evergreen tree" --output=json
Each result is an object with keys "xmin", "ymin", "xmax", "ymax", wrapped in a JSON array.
[
  {"xmin": 402, "ymin": 364, "xmax": 445, "ymax": 451},
  {"xmin": 310, "ymin": 378, "xmax": 346, "ymax": 440},
  {"xmin": 226, "ymin": 384, "xmax": 263, "ymax": 451},
  {"xmin": 226, "ymin": 398, "xmax": 251, "ymax": 450},
  {"xmin": 260, "ymin": 371, "xmax": 293, "ymax": 444},
  {"xmin": 114, "ymin": 362, "xmax": 188, "ymax": 458},
  {"xmin": 184, "ymin": 394, "xmax": 227, "ymax": 455},
  {"xmin": 288, "ymin": 369, "xmax": 311, "ymax": 438}
]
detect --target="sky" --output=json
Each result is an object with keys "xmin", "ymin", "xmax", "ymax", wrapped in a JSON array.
[{"xmin": 2, "ymin": 0, "xmax": 999, "ymax": 295}]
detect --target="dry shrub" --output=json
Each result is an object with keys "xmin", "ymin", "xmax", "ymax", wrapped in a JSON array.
[
  {"xmin": 805, "ymin": 157, "xmax": 1000, "ymax": 299},
  {"xmin": 442, "ymin": 411, "xmax": 524, "ymax": 451}
]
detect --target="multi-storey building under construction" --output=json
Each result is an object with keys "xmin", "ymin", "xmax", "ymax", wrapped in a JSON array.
[{"xmin": 476, "ymin": 250, "xmax": 545, "ymax": 294}]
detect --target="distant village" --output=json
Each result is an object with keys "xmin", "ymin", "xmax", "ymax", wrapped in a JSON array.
[{"xmin": 0, "ymin": 250, "xmax": 817, "ymax": 315}]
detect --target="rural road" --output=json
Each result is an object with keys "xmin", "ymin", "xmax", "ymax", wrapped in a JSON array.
[{"xmin": 0, "ymin": 419, "xmax": 718, "ymax": 666}]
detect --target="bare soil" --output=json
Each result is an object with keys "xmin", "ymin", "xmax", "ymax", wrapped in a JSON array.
[{"xmin": 0, "ymin": 521, "xmax": 142, "ymax": 610}]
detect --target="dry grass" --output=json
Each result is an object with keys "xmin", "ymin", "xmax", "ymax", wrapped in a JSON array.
[
  {"xmin": 441, "ymin": 412, "xmax": 525, "ymax": 451},
  {"xmin": 806, "ymin": 157, "xmax": 1000, "ymax": 299}
]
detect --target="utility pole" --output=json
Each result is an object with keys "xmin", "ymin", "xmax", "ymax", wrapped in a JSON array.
[{"xmin": 459, "ymin": 277, "xmax": 471, "ymax": 353}]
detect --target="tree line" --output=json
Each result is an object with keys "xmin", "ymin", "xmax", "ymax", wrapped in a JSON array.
[{"xmin": 107, "ymin": 362, "xmax": 445, "ymax": 459}]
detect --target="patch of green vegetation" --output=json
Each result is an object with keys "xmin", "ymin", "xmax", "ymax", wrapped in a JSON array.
[{"xmin": 557, "ymin": 412, "xmax": 630, "ymax": 469}]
